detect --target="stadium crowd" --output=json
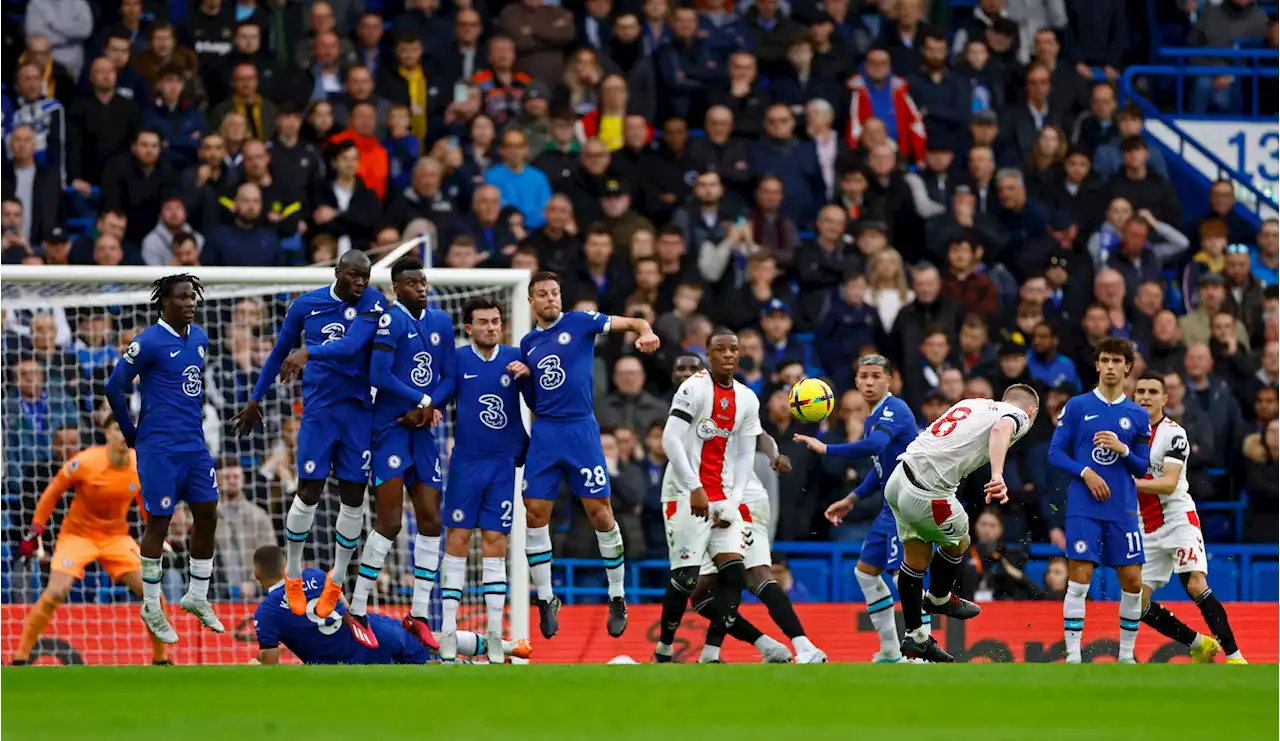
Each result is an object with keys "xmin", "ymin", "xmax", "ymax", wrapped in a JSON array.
[{"xmin": 2, "ymin": 0, "xmax": 1277, "ymax": 603}]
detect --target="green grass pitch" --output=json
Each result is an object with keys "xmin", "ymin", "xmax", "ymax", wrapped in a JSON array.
[{"xmin": 3, "ymin": 664, "xmax": 1275, "ymax": 741}]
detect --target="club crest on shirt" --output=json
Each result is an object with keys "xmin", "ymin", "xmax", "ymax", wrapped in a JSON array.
[
  {"xmin": 344, "ymin": 307, "xmax": 357, "ymax": 321},
  {"xmin": 719, "ymin": 397, "xmax": 729, "ymax": 410},
  {"xmin": 1119, "ymin": 417, "xmax": 1132, "ymax": 430},
  {"xmin": 379, "ymin": 313, "xmax": 393, "ymax": 328},
  {"xmin": 558, "ymin": 332, "xmax": 571, "ymax": 345},
  {"xmin": 430, "ymin": 332, "xmax": 441, "ymax": 346},
  {"xmin": 198, "ymin": 345, "xmax": 206, "ymax": 358},
  {"xmin": 500, "ymin": 374, "xmax": 511, "ymax": 387},
  {"xmin": 1074, "ymin": 540, "xmax": 1088, "ymax": 554}
]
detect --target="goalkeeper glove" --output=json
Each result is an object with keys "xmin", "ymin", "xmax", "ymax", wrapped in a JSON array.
[{"xmin": 19, "ymin": 525, "xmax": 45, "ymax": 558}]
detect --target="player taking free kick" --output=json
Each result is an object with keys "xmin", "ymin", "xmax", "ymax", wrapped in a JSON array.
[
  {"xmin": 234, "ymin": 251, "xmax": 384, "ymax": 619},
  {"xmin": 105, "ymin": 274, "xmax": 224, "ymax": 644},
  {"xmin": 1131, "ymin": 374, "xmax": 1245, "ymax": 664},
  {"xmin": 13, "ymin": 416, "xmax": 169, "ymax": 665},
  {"xmin": 887, "ymin": 385, "xmax": 1039, "ymax": 662},
  {"xmin": 515, "ymin": 268, "xmax": 660, "ymax": 640},
  {"xmin": 1049, "ymin": 338, "xmax": 1152, "ymax": 664}
]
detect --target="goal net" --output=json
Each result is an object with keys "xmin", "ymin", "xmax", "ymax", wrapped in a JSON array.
[{"xmin": 0, "ymin": 258, "xmax": 531, "ymax": 665}]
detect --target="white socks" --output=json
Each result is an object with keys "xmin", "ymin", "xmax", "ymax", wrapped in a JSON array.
[
  {"xmin": 284, "ymin": 496, "xmax": 317, "ymax": 580},
  {"xmin": 699, "ymin": 644, "xmax": 721, "ymax": 663},
  {"xmin": 1119, "ymin": 590, "xmax": 1142, "ymax": 661},
  {"xmin": 526, "ymin": 525, "xmax": 554, "ymax": 602},
  {"xmin": 411, "ymin": 534, "xmax": 440, "ymax": 618},
  {"xmin": 331, "ymin": 503, "xmax": 363, "ymax": 582},
  {"xmin": 350, "ymin": 531, "xmax": 393, "ymax": 616},
  {"xmin": 595, "ymin": 524, "xmax": 625, "ymax": 600},
  {"xmin": 483, "ymin": 556, "xmax": 507, "ymax": 637},
  {"xmin": 141, "ymin": 556, "xmax": 163, "ymax": 607},
  {"xmin": 857, "ymin": 570, "xmax": 900, "ymax": 656},
  {"xmin": 1064, "ymin": 580, "xmax": 1089, "ymax": 661},
  {"xmin": 440, "ymin": 553, "xmax": 467, "ymax": 633},
  {"xmin": 186, "ymin": 558, "xmax": 212, "ymax": 601}
]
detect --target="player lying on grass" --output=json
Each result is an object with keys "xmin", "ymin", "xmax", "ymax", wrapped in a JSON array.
[
  {"xmin": 802, "ymin": 355, "xmax": 931, "ymax": 663},
  {"xmin": 654, "ymin": 354, "xmax": 824, "ymax": 664},
  {"xmin": 348, "ymin": 256, "xmax": 456, "ymax": 649},
  {"xmin": 438, "ymin": 297, "xmax": 530, "ymax": 663},
  {"xmin": 13, "ymin": 416, "xmax": 170, "ymax": 666},
  {"xmin": 235, "ymin": 251, "xmax": 383, "ymax": 620},
  {"xmin": 250, "ymin": 546, "xmax": 532, "ymax": 665},
  {"xmin": 886, "ymin": 385, "xmax": 1039, "ymax": 662},
  {"xmin": 106, "ymin": 274, "xmax": 224, "ymax": 644},
  {"xmin": 1131, "ymin": 374, "xmax": 1246, "ymax": 664},
  {"xmin": 1049, "ymin": 338, "xmax": 1152, "ymax": 664},
  {"xmin": 515, "ymin": 266, "xmax": 660, "ymax": 640}
]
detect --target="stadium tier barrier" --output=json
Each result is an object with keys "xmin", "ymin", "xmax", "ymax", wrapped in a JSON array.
[{"xmin": 2, "ymin": 601, "xmax": 1274, "ymax": 665}]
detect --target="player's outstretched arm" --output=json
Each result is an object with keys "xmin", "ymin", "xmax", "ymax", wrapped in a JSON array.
[
  {"xmin": 104, "ymin": 355, "xmax": 141, "ymax": 446},
  {"xmin": 307, "ymin": 307, "xmax": 381, "ymax": 363},
  {"xmin": 1135, "ymin": 459, "xmax": 1182, "ymax": 495},
  {"xmin": 609, "ymin": 314, "xmax": 660, "ymax": 352},
  {"xmin": 985, "ymin": 418, "xmax": 1016, "ymax": 504},
  {"xmin": 250, "ymin": 305, "xmax": 305, "ymax": 401},
  {"xmin": 806, "ymin": 427, "xmax": 892, "ymax": 459},
  {"xmin": 19, "ymin": 460, "xmax": 77, "ymax": 557},
  {"xmin": 826, "ymin": 465, "xmax": 879, "ymax": 525}
]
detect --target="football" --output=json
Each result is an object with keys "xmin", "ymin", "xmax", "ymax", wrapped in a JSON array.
[{"xmin": 789, "ymin": 378, "xmax": 835, "ymax": 423}]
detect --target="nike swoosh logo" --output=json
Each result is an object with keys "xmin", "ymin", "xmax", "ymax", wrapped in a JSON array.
[
  {"xmin": 1084, "ymin": 414, "xmax": 1099, "ymax": 421},
  {"xmin": 589, "ymin": 487, "xmax": 604, "ymax": 494},
  {"xmin": 310, "ymin": 309, "xmax": 323, "ymax": 316},
  {"xmin": 464, "ymin": 373, "xmax": 478, "ymax": 379},
  {"xmin": 169, "ymin": 350, "xmax": 181, "ymax": 357},
  {"xmin": 408, "ymin": 333, "xmax": 418, "ymax": 338}
]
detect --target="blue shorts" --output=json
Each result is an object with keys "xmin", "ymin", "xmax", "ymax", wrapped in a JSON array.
[
  {"xmin": 297, "ymin": 400, "xmax": 372, "ymax": 483},
  {"xmin": 859, "ymin": 505, "xmax": 903, "ymax": 571},
  {"xmin": 355, "ymin": 614, "xmax": 433, "ymax": 665},
  {"xmin": 445, "ymin": 456, "xmax": 516, "ymax": 533},
  {"xmin": 523, "ymin": 417, "xmax": 609, "ymax": 500},
  {"xmin": 372, "ymin": 425, "xmax": 442, "ymax": 489},
  {"xmin": 136, "ymin": 447, "xmax": 219, "ymax": 516},
  {"xmin": 1066, "ymin": 515, "xmax": 1145, "ymax": 568}
]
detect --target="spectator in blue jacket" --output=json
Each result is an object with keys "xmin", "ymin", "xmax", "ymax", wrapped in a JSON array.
[
  {"xmin": 5, "ymin": 357, "xmax": 78, "ymax": 471},
  {"xmin": 816, "ymin": 272, "xmax": 885, "ymax": 389},
  {"xmin": 749, "ymin": 104, "xmax": 824, "ymax": 228},
  {"xmin": 202, "ymin": 181, "xmax": 284, "ymax": 266},
  {"xmin": 1026, "ymin": 321, "xmax": 1080, "ymax": 391},
  {"xmin": 484, "ymin": 128, "xmax": 552, "ymax": 230},
  {"xmin": 655, "ymin": 7, "xmax": 725, "ymax": 122},
  {"xmin": 142, "ymin": 65, "xmax": 208, "ymax": 171}
]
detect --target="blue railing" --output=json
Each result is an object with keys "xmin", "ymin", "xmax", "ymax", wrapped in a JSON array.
[
  {"xmin": 1146, "ymin": 47, "xmax": 1279, "ymax": 120},
  {"xmin": 1119, "ymin": 64, "xmax": 1279, "ymax": 219}
]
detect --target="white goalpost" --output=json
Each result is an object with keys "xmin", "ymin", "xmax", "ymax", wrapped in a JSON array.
[{"xmin": 0, "ymin": 249, "xmax": 531, "ymax": 665}]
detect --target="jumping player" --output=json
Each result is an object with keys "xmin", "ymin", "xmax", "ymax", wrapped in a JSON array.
[
  {"xmin": 1132, "ymin": 374, "xmax": 1245, "ymax": 663},
  {"xmin": 438, "ymin": 297, "xmax": 530, "ymax": 663},
  {"xmin": 13, "ymin": 417, "xmax": 169, "ymax": 665},
  {"xmin": 1049, "ymin": 338, "xmax": 1152, "ymax": 664},
  {"xmin": 514, "ymin": 268, "xmax": 660, "ymax": 639},
  {"xmin": 349, "ymin": 256, "xmax": 455, "ymax": 648},
  {"xmin": 105, "ymin": 274, "xmax": 224, "ymax": 643},
  {"xmin": 234, "ymin": 250, "xmax": 383, "ymax": 618},
  {"xmin": 250, "ymin": 546, "xmax": 531, "ymax": 665},
  {"xmin": 802, "ymin": 355, "xmax": 928, "ymax": 663},
  {"xmin": 886, "ymin": 385, "xmax": 1039, "ymax": 662}
]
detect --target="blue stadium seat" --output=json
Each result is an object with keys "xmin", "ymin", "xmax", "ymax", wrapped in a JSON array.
[
  {"xmin": 837, "ymin": 559, "xmax": 864, "ymax": 602},
  {"xmin": 785, "ymin": 559, "xmax": 829, "ymax": 602},
  {"xmin": 1251, "ymin": 562, "xmax": 1278, "ymax": 601},
  {"xmin": 1022, "ymin": 560, "xmax": 1048, "ymax": 591}
]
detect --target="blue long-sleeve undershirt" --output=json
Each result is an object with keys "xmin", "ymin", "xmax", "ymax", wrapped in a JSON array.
[
  {"xmin": 825, "ymin": 428, "xmax": 892, "ymax": 460},
  {"xmin": 105, "ymin": 359, "xmax": 140, "ymax": 445}
]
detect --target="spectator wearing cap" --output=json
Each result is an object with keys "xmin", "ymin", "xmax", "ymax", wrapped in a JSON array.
[
  {"xmin": 1106, "ymin": 135, "xmax": 1181, "ymax": 228},
  {"xmin": 143, "ymin": 66, "xmax": 208, "ymax": 171},
  {"xmin": 941, "ymin": 233, "xmax": 999, "ymax": 321},
  {"xmin": 1, "ymin": 126, "xmax": 62, "ymax": 246},
  {"xmin": 1041, "ymin": 147, "xmax": 1106, "ymax": 235},
  {"xmin": 532, "ymin": 112, "xmax": 582, "ymax": 185},
  {"xmin": 808, "ymin": 10, "xmax": 855, "ymax": 84},
  {"xmin": 512, "ymin": 82, "xmax": 553, "ymax": 156},
  {"xmin": 1254, "ymin": 219, "xmax": 1279, "ymax": 287},
  {"xmin": 67, "ymin": 58, "xmax": 142, "ymax": 193},
  {"xmin": 600, "ymin": 177, "xmax": 655, "ymax": 255},
  {"xmin": 433, "ymin": 9, "xmax": 485, "ymax": 93},
  {"xmin": 752, "ymin": 104, "xmax": 824, "ymax": 228},
  {"xmin": 846, "ymin": 47, "xmax": 927, "ymax": 165},
  {"xmin": 142, "ymin": 196, "xmax": 204, "ymax": 266},
  {"xmin": 1005, "ymin": 62, "xmax": 1066, "ymax": 161},
  {"xmin": 760, "ymin": 299, "xmax": 806, "ymax": 374},
  {"xmin": 986, "ymin": 338, "xmax": 1036, "ymax": 399},
  {"xmin": 995, "ymin": 168, "xmax": 1049, "ymax": 258},
  {"xmin": 655, "ymin": 7, "xmax": 725, "ymax": 123},
  {"xmin": 99, "ymin": 127, "xmax": 178, "ymax": 246},
  {"xmin": 965, "ymin": 108, "xmax": 1020, "ymax": 170},
  {"xmin": 471, "ymin": 37, "xmax": 533, "ymax": 130},
  {"xmin": 909, "ymin": 27, "xmax": 970, "ymax": 145},
  {"xmin": 1026, "ymin": 320, "xmax": 1081, "ymax": 391},
  {"xmin": 203, "ymin": 181, "xmax": 283, "ymax": 266},
  {"xmin": 485, "ymin": 129, "xmax": 552, "ymax": 230},
  {"xmin": 688, "ymin": 107, "xmax": 753, "ymax": 201},
  {"xmin": 35, "ymin": 227, "xmax": 74, "ymax": 267},
  {"xmin": 375, "ymin": 32, "xmax": 435, "ymax": 145}
]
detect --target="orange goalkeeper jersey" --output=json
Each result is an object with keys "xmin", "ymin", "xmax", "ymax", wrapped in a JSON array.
[{"xmin": 34, "ymin": 446, "xmax": 144, "ymax": 539}]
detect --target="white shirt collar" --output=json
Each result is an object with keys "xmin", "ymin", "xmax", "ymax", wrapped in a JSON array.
[
  {"xmin": 535, "ymin": 312, "xmax": 565, "ymax": 331},
  {"xmin": 329, "ymin": 282, "xmax": 341, "ymax": 302},
  {"xmin": 471, "ymin": 344, "xmax": 499, "ymax": 362},
  {"xmin": 869, "ymin": 392, "xmax": 893, "ymax": 417},
  {"xmin": 1092, "ymin": 387, "xmax": 1127, "ymax": 405},
  {"xmin": 269, "ymin": 578, "xmax": 284, "ymax": 591},
  {"xmin": 395, "ymin": 301, "xmax": 425, "ymax": 321},
  {"xmin": 157, "ymin": 319, "xmax": 185, "ymax": 338}
]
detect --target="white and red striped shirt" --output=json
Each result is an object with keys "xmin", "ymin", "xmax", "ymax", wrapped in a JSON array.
[
  {"xmin": 661, "ymin": 370, "xmax": 762, "ymax": 503},
  {"xmin": 1138, "ymin": 416, "xmax": 1196, "ymax": 534}
]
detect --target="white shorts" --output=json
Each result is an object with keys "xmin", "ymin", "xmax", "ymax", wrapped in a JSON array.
[
  {"xmin": 884, "ymin": 464, "xmax": 969, "ymax": 547},
  {"xmin": 699, "ymin": 500, "xmax": 771, "ymax": 575},
  {"xmin": 1141, "ymin": 515, "xmax": 1207, "ymax": 589},
  {"xmin": 664, "ymin": 499, "xmax": 747, "ymax": 571}
]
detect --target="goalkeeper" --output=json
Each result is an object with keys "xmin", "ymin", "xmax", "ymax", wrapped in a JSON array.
[
  {"xmin": 251, "ymin": 546, "xmax": 531, "ymax": 665},
  {"xmin": 12, "ymin": 416, "xmax": 170, "ymax": 665}
]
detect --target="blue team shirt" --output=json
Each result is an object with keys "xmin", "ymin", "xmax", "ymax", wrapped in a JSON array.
[
  {"xmin": 253, "ymin": 568, "xmax": 358, "ymax": 664},
  {"xmin": 828, "ymin": 393, "xmax": 918, "ymax": 508},
  {"xmin": 520, "ymin": 311, "xmax": 610, "ymax": 421},
  {"xmin": 453, "ymin": 344, "xmax": 529, "ymax": 461},
  {"xmin": 252, "ymin": 285, "xmax": 385, "ymax": 409},
  {"xmin": 106, "ymin": 320, "xmax": 209, "ymax": 453},
  {"xmin": 1049, "ymin": 389, "xmax": 1152, "ymax": 522},
  {"xmin": 370, "ymin": 302, "xmax": 457, "ymax": 430}
]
